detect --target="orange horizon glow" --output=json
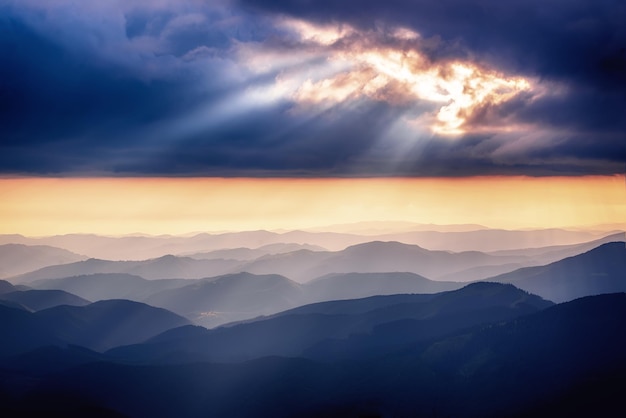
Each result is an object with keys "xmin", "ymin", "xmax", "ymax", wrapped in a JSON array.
[{"xmin": 0, "ymin": 176, "xmax": 624, "ymax": 236}]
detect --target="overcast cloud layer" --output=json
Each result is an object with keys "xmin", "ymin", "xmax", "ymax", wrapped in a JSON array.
[{"xmin": 1, "ymin": 0, "xmax": 624, "ymax": 176}]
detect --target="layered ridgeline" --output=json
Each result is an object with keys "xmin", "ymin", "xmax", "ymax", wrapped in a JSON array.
[
  {"xmin": 0, "ymin": 284, "xmax": 624, "ymax": 417},
  {"xmin": 108, "ymin": 282, "xmax": 553, "ymax": 363},
  {"xmin": 0, "ymin": 289, "xmax": 90, "ymax": 311},
  {"xmin": 28, "ymin": 274, "xmax": 193, "ymax": 301},
  {"xmin": 10, "ymin": 238, "xmax": 625, "ymax": 327},
  {"xmin": 29, "ymin": 272, "xmax": 464, "ymax": 327},
  {"xmin": 0, "ymin": 299, "xmax": 190, "ymax": 356},
  {"xmin": 0, "ymin": 227, "xmax": 613, "ymax": 260},
  {"xmin": 0, "ymin": 244, "xmax": 86, "ymax": 279},
  {"xmin": 0, "ymin": 279, "xmax": 90, "ymax": 311},
  {"xmin": 7, "ymin": 241, "xmax": 531, "ymax": 283},
  {"xmin": 9, "ymin": 255, "xmax": 243, "ymax": 282},
  {"xmin": 485, "ymin": 242, "xmax": 626, "ymax": 302},
  {"xmin": 7, "ymin": 230, "xmax": 622, "ymax": 283}
]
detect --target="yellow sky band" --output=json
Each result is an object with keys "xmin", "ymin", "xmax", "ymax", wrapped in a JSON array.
[{"xmin": 0, "ymin": 176, "xmax": 624, "ymax": 236}]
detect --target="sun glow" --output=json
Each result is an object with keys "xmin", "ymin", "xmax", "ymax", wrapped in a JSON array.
[
  {"xmin": 281, "ymin": 19, "xmax": 355, "ymax": 45},
  {"xmin": 271, "ymin": 19, "xmax": 533, "ymax": 135}
]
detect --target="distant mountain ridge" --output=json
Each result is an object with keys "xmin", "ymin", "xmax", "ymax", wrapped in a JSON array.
[
  {"xmin": 303, "ymin": 221, "xmax": 490, "ymax": 234},
  {"xmin": 0, "ymin": 227, "xmax": 611, "ymax": 260},
  {"xmin": 0, "ymin": 243, "xmax": 86, "ymax": 279},
  {"xmin": 144, "ymin": 273, "xmax": 304, "ymax": 327},
  {"xmin": 29, "ymin": 271, "xmax": 467, "ymax": 327},
  {"xmin": 10, "ymin": 255, "xmax": 241, "ymax": 283},
  {"xmin": 5, "ymin": 238, "xmax": 624, "ymax": 329},
  {"xmin": 0, "ymin": 279, "xmax": 18, "ymax": 294},
  {"xmin": 0, "ymin": 299, "xmax": 190, "ymax": 356},
  {"xmin": 485, "ymin": 231, "xmax": 625, "ymax": 262},
  {"xmin": 306, "ymin": 272, "xmax": 462, "ymax": 302},
  {"xmin": 238, "ymin": 240, "xmax": 534, "ymax": 282},
  {"xmin": 0, "ymin": 289, "xmax": 90, "ymax": 311},
  {"xmin": 16, "ymin": 240, "xmax": 626, "ymax": 327},
  {"xmin": 486, "ymin": 242, "xmax": 626, "ymax": 302},
  {"xmin": 109, "ymin": 282, "xmax": 552, "ymax": 364},
  {"xmin": 184, "ymin": 243, "xmax": 327, "ymax": 260},
  {"xmin": 31, "ymin": 273, "xmax": 193, "ymax": 301},
  {"xmin": 9, "ymin": 240, "xmax": 531, "ymax": 284}
]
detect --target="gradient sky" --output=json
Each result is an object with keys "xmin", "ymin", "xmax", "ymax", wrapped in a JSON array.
[
  {"xmin": 1, "ymin": 176, "xmax": 624, "ymax": 235},
  {"xmin": 1, "ymin": 1, "xmax": 625, "ymax": 235}
]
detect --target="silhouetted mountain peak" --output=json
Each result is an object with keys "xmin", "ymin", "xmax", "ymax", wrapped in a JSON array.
[
  {"xmin": 154, "ymin": 254, "xmax": 180, "ymax": 261},
  {"xmin": 580, "ymin": 241, "xmax": 625, "ymax": 256},
  {"xmin": 462, "ymin": 281, "xmax": 518, "ymax": 292},
  {"xmin": 253, "ymin": 248, "xmax": 325, "ymax": 262},
  {"xmin": 343, "ymin": 240, "xmax": 429, "ymax": 254},
  {"xmin": 418, "ymin": 282, "xmax": 553, "ymax": 314},
  {"xmin": 0, "ymin": 279, "xmax": 17, "ymax": 294},
  {"xmin": 207, "ymin": 272, "xmax": 297, "ymax": 284}
]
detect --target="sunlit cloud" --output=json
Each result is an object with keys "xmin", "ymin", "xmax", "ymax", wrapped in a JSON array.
[
  {"xmin": 250, "ymin": 18, "xmax": 534, "ymax": 135},
  {"xmin": 280, "ymin": 18, "xmax": 356, "ymax": 46}
]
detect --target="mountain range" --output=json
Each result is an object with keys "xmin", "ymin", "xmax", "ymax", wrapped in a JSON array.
[
  {"xmin": 8, "ymin": 240, "xmax": 543, "ymax": 284},
  {"xmin": 0, "ymin": 289, "xmax": 90, "ymax": 311},
  {"xmin": 237, "ymin": 240, "xmax": 531, "ymax": 282},
  {"xmin": 144, "ymin": 272, "xmax": 304, "ymax": 327},
  {"xmin": 7, "ymin": 231, "xmax": 622, "ymax": 287},
  {"xmin": 0, "ymin": 227, "xmax": 611, "ymax": 260},
  {"xmin": 30, "ymin": 273, "xmax": 193, "ymax": 301},
  {"xmin": 0, "ymin": 243, "xmax": 86, "ymax": 279},
  {"xmin": 0, "ymin": 299, "xmax": 190, "ymax": 356},
  {"xmin": 10, "ymin": 239, "xmax": 623, "ymax": 327},
  {"xmin": 28, "ymin": 271, "xmax": 465, "ymax": 327},
  {"xmin": 9, "ymin": 255, "xmax": 241, "ymax": 283},
  {"xmin": 1, "ymin": 232, "xmax": 624, "ymax": 417},
  {"xmin": 487, "ymin": 241, "xmax": 626, "ymax": 302},
  {"xmin": 1, "ymin": 287, "xmax": 624, "ymax": 417},
  {"xmin": 108, "ymin": 282, "xmax": 553, "ymax": 364}
]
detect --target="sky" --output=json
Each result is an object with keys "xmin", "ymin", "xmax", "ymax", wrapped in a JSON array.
[
  {"xmin": 0, "ymin": 1, "xmax": 625, "ymax": 234},
  {"xmin": 1, "ymin": 0, "xmax": 624, "ymax": 177},
  {"xmin": 1, "ymin": 176, "xmax": 624, "ymax": 235}
]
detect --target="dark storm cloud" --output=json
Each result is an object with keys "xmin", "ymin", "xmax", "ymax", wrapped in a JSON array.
[
  {"xmin": 0, "ymin": 0, "xmax": 624, "ymax": 177},
  {"xmin": 0, "ymin": 17, "xmax": 188, "ymax": 142},
  {"xmin": 239, "ymin": 0, "xmax": 626, "ymax": 80},
  {"xmin": 0, "ymin": 1, "xmax": 267, "ymax": 174},
  {"xmin": 239, "ymin": 0, "xmax": 626, "ymax": 128}
]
